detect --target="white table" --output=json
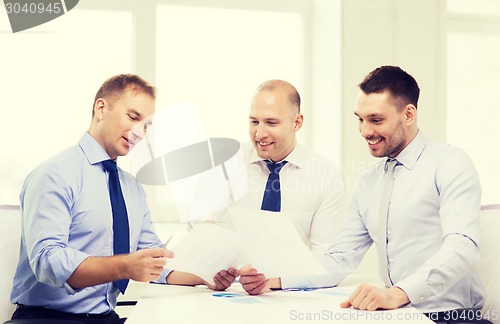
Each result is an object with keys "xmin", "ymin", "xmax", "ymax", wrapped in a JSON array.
[{"xmin": 126, "ymin": 275, "xmax": 433, "ymax": 324}]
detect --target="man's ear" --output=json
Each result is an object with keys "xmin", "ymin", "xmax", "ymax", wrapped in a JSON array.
[
  {"xmin": 94, "ymin": 98, "xmax": 106, "ymax": 120},
  {"xmin": 404, "ymin": 104, "xmax": 417, "ymax": 126},
  {"xmin": 294, "ymin": 113, "xmax": 304, "ymax": 131}
]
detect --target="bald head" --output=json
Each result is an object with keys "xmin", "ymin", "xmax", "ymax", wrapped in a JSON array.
[{"xmin": 254, "ymin": 79, "xmax": 301, "ymax": 114}]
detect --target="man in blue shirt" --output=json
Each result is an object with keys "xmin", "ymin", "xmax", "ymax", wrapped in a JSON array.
[{"xmin": 10, "ymin": 74, "xmax": 236, "ymax": 323}]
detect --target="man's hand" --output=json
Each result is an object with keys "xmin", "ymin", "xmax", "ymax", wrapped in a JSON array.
[
  {"xmin": 239, "ymin": 266, "xmax": 272, "ymax": 295},
  {"xmin": 68, "ymin": 247, "xmax": 174, "ymax": 289},
  {"xmin": 340, "ymin": 284, "xmax": 410, "ymax": 311},
  {"xmin": 206, "ymin": 267, "xmax": 240, "ymax": 291},
  {"xmin": 125, "ymin": 248, "xmax": 173, "ymax": 282}
]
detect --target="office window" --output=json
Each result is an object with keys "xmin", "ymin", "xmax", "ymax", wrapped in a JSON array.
[
  {"xmin": 156, "ymin": 5, "xmax": 301, "ymax": 142},
  {"xmin": 448, "ymin": 0, "xmax": 500, "ymax": 17},
  {"xmin": 146, "ymin": 4, "xmax": 303, "ymax": 221},
  {"xmin": 0, "ymin": 9, "xmax": 133, "ymax": 204},
  {"xmin": 447, "ymin": 2, "xmax": 500, "ymax": 204}
]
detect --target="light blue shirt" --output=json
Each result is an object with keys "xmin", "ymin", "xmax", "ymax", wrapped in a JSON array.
[
  {"xmin": 11, "ymin": 132, "xmax": 168, "ymax": 314},
  {"xmin": 285, "ymin": 131, "xmax": 485, "ymax": 312}
]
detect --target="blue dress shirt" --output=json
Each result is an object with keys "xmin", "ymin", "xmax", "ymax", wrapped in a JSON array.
[
  {"xmin": 285, "ymin": 131, "xmax": 485, "ymax": 312},
  {"xmin": 11, "ymin": 132, "xmax": 168, "ymax": 314}
]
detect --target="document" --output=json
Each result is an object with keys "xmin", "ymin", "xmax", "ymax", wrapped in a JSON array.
[
  {"xmin": 167, "ymin": 207, "xmax": 327, "ymax": 285},
  {"xmin": 228, "ymin": 206, "xmax": 327, "ymax": 278},
  {"xmin": 167, "ymin": 223, "xmax": 246, "ymax": 286}
]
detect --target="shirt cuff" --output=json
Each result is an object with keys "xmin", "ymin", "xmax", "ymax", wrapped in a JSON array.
[
  {"xmin": 395, "ymin": 272, "xmax": 432, "ymax": 305},
  {"xmin": 60, "ymin": 250, "xmax": 90, "ymax": 295},
  {"xmin": 157, "ymin": 268, "xmax": 173, "ymax": 284},
  {"xmin": 280, "ymin": 274, "xmax": 338, "ymax": 290}
]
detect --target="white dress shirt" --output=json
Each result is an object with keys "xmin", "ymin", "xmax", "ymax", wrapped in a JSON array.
[
  {"xmin": 240, "ymin": 142, "xmax": 344, "ymax": 252},
  {"xmin": 223, "ymin": 142, "xmax": 344, "ymax": 287},
  {"xmin": 285, "ymin": 131, "xmax": 485, "ymax": 312}
]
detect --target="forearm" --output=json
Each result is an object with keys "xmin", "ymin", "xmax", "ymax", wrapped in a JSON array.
[
  {"xmin": 166, "ymin": 271, "xmax": 205, "ymax": 286},
  {"xmin": 67, "ymin": 255, "xmax": 127, "ymax": 289},
  {"xmin": 396, "ymin": 234, "xmax": 479, "ymax": 303}
]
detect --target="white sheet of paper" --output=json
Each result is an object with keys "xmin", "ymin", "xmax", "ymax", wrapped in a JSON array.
[
  {"xmin": 228, "ymin": 206, "xmax": 327, "ymax": 278},
  {"xmin": 166, "ymin": 223, "xmax": 246, "ymax": 286}
]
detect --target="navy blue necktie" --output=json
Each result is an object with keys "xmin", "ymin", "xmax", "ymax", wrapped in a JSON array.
[
  {"xmin": 102, "ymin": 160, "xmax": 130, "ymax": 294},
  {"xmin": 261, "ymin": 160, "xmax": 288, "ymax": 212}
]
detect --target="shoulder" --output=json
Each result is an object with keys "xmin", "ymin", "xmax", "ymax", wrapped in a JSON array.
[
  {"xmin": 424, "ymin": 142, "xmax": 478, "ymax": 186},
  {"xmin": 425, "ymin": 140, "xmax": 475, "ymax": 169},
  {"xmin": 294, "ymin": 144, "xmax": 342, "ymax": 179},
  {"xmin": 29, "ymin": 145, "xmax": 83, "ymax": 180},
  {"xmin": 22, "ymin": 145, "xmax": 84, "ymax": 198}
]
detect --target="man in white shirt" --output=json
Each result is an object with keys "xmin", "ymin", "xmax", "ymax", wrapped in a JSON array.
[
  {"xmin": 240, "ymin": 67, "xmax": 489, "ymax": 323},
  {"xmin": 237, "ymin": 79, "xmax": 344, "ymax": 294}
]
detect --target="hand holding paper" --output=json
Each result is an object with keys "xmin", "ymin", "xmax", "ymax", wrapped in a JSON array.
[
  {"xmin": 166, "ymin": 223, "xmax": 246, "ymax": 286},
  {"xmin": 229, "ymin": 206, "xmax": 327, "ymax": 278}
]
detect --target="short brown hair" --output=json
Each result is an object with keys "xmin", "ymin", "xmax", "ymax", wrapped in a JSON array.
[
  {"xmin": 359, "ymin": 65, "xmax": 419, "ymax": 110},
  {"xmin": 92, "ymin": 74, "xmax": 156, "ymax": 117}
]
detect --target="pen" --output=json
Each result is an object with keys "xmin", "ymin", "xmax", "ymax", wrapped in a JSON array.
[{"xmin": 162, "ymin": 234, "xmax": 174, "ymax": 249}]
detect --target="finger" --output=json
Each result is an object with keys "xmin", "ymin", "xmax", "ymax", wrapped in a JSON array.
[
  {"xmin": 241, "ymin": 276, "xmax": 266, "ymax": 294},
  {"xmin": 219, "ymin": 270, "xmax": 237, "ymax": 282},
  {"xmin": 340, "ymin": 300, "xmax": 352, "ymax": 308},
  {"xmin": 366, "ymin": 300, "xmax": 379, "ymax": 311},
  {"xmin": 356, "ymin": 290, "xmax": 376, "ymax": 310},
  {"xmin": 239, "ymin": 265, "xmax": 258, "ymax": 276},
  {"xmin": 239, "ymin": 273, "xmax": 262, "ymax": 285},
  {"xmin": 365, "ymin": 292, "xmax": 381, "ymax": 311},
  {"xmin": 246, "ymin": 281, "xmax": 266, "ymax": 295},
  {"xmin": 146, "ymin": 248, "xmax": 169, "ymax": 257},
  {"xmin": 214, "ymin": 274, "xmax": 231, "ymax": 288},
  {"xmin": 228, "ymin": 267, "xmax": 240, "ymax": 277},
  {"xmin": 347, "ymin": 285, "xmax": 365, "ymax": 309},
  {"xmin": 151, "ymin": 258, "xmax": 168, "ymax": 267}
]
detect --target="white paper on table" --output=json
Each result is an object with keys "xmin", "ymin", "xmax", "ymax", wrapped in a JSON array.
[
  {"xmin": 166, "ymin": 223, "xmax": 246, "ymax": 286},
  {"xmin": 228, "ymin": 206, "xmax": 327, "ymax": 278}
]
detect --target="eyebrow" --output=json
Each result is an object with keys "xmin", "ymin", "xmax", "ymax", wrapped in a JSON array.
[
  {"xmin": 249, "ymin": 116, "xmax": 280, "ymax": 122},
  {"xmin": 354, "ymin": 112, "xmax": 384, "ymax": 118}
]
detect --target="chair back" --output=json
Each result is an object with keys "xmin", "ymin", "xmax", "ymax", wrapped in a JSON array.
[
  {"xmin": 478, "ymin": 204, "xmax": 500, "ymax": 324},
  {"xmin": 0, "ymin": 205, "xmax": 21, "ymax": 323}
]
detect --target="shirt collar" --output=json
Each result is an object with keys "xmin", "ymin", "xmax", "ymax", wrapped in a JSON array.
[
  {"xmin": 78, "ymin": 132, "xmax": 113, "ymax": 166},
  {"xmin": 393, "ymin": 130, "xmax": 427, "ymax": 170},
  {"xmin": 248, "ymin": 142, "xmax": 306, "ymax": 169}
]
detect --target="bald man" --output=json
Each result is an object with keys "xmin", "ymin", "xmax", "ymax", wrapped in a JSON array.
[{"xmin": 235, "ymin": 80, "xmax": 345, "ymax": 294}]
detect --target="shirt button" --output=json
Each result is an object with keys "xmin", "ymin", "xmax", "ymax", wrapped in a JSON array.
[{"xmin": 387, "ymin": 230, "xmax": 392, "ymax": 236}]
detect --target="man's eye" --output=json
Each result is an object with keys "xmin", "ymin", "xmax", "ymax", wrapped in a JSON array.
[
  {"xmin": 250, "ymin": 120, "xmax": 258, "ymax": 125},
  {"xmin": 128, "ymin": 114, "xmax": 138, "ymax": 121}
]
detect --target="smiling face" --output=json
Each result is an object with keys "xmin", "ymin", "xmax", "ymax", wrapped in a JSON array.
[
  {"xmin": 89, "ymin": 89, "xmax": 155, "ymax": 159},
  {"xmin": 355, "ymin": 90, "xmax": 417, "ymax": 158},
  {"xmin": 248, "ymin": 89, "xmax": 303, "ymax": 162}
]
